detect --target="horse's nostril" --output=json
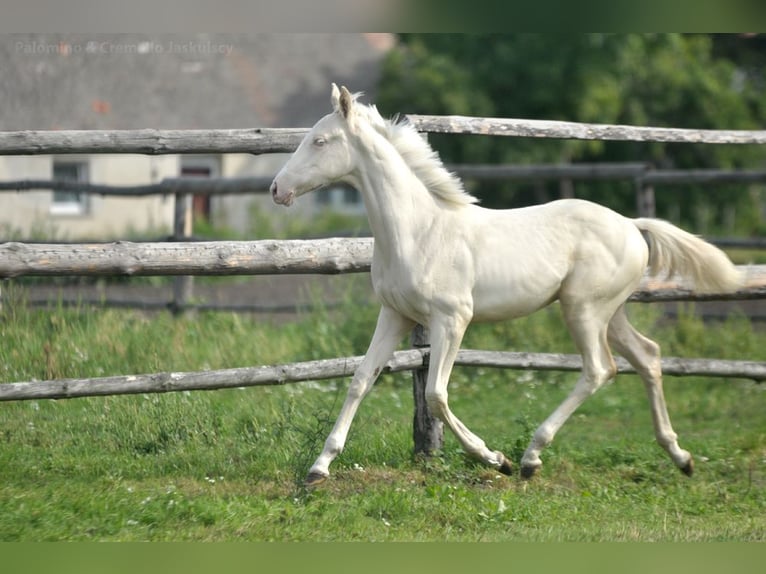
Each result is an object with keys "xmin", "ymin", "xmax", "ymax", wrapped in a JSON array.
[{"xmin": 270, "ymin": 182, "xmax": 278, "ymax": 197}]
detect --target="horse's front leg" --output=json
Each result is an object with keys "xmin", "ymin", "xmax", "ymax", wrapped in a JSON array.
[
  {"xmin": 425, "ymin": 312, "xmax": 513, "ymax": 475},
  {"xmin": 305, "ymin": 306, "xmax": 414, "ymax": 486}
]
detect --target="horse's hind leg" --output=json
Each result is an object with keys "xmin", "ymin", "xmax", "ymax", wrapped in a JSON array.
[
  {"xmin": 520, "ymin": 302, "xmax": 618, "ymax": 478},
  {"xmin": 607, "ymin": 306, "xmax": 694, "ymax": 476}
]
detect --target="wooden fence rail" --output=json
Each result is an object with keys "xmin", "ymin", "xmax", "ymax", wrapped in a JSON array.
[
  {"xmin": 2, "ymin": 239, "xmax": 766, "ymax": 302},
  {"xmin": 0, "ymin": 128, "xmax": 307, "ymax": 156},
  {"xmin": 0, "ymin": 239, "xmax": 374, "ymax": 278},
  {"xmin": 4, "ymin": 165, "xmax": 766, "ymax": 196},
  {"xmin": 451, "ymin": 164, "xmax": 766, "ymax": 186},
  {"xmin": 4, "ymin": 115, "xmax": 766, "ymax": 157},
  {"xmin": 0, "ymin": 176, "xmax": 274, "ymax": 196},
  {"xmin": 2, "ymin": 348, "xmax": 764, "ymax": 403},
  {"xmin": 408, "ymin": 115, "xmax": 766, "ymax": 145}
]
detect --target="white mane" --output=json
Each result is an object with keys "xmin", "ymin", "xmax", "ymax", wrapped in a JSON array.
[{"xmin": 358, "ymin": 102, "xmax": 478, "ymax": 206}]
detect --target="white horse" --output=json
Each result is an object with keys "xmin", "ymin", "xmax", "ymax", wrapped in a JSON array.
[{"xmin": 271, "ymin": 84, "xmax": 744, "ymax": 486}]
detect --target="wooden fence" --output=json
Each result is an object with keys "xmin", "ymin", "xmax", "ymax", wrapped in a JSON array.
[
  {"xmin": 2, "ymin": 238, "xmax": 766, "ymax": 405},
  {"xmin": 4, "ymin": 159, "xmax": 766, "ymax": 312},
  {"xmin": 2, "ymin": 114, "xmax": 766, "ymax": 452}
]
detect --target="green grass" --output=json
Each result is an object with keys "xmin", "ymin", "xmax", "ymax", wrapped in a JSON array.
[{"xmin": 0, "ymin": 286, "xmax": 764, "ymax": 541}]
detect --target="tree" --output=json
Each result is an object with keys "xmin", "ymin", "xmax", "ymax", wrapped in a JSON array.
[{"xmin": 378, "ymin": 34, "xmax": 766, "ymax": 232}]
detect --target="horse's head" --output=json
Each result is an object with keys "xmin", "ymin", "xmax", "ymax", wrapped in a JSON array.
[{"xmin": 271, "ymin": 84, "xmax": 361, "ymax": 207}]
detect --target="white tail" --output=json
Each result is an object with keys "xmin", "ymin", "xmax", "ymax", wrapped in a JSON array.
[{"xmin": 633, "ymin": 218, "xmax": 745, "ymax": 293}]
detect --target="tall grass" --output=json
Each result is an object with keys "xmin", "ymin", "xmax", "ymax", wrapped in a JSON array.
[{"xmin": 0, "ymin": 285, "xmax": 764, "ymax": 541}]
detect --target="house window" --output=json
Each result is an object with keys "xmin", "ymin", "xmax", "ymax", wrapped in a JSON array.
[
  {"xmin": 51, "ymin": 161, "xmax": 89, "ymax": 215},
  {"xmin": 180, "ymin": 156, "xmax": 220, "ymax": 223}
]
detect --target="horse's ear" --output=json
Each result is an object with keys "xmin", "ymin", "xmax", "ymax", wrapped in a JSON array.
[
  {"xmin": 331, "ymin": 83, "xmax": 341, "ymax": 112},
  {"xmin": 339, "ymin": 86, "xmax": 354, "ymax": 120}
]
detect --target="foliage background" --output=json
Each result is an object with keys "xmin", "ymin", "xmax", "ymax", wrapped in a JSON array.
[{"xmin": 378, "ymin": 34, "xmax": 766, "ymax": 234}]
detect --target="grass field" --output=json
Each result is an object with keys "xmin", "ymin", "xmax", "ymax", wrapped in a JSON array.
[{"xmin": 0, "ymin": 281, "xmax": 764, "ymax": 541}]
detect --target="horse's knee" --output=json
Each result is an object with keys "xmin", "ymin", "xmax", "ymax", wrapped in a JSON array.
[
  {"xmin": 345, "ymin": 380, "xmax": 367, "ymax": 402},
  {"xmin": 425, "ymin": 390, "xmax": 448, "ymax": 419}
]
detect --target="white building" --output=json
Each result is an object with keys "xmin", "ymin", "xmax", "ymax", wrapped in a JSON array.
[{"xmin": 0, "ymin": 33, "xmax": 393, "ymax": 240}]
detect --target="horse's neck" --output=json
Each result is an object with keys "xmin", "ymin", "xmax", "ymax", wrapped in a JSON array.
[{"xmin": 350, "ymin": 133, "xmax": 439, "ymax": 261}]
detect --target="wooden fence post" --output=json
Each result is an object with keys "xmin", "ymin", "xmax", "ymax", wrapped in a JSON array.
[
  {"xmin": 559, "ymin": 177, "xmax": 574, "ymax": 199},
  {"xmin": 172, "ymin": 193, "xmax": 194, "ymax": 315},
  {"xmin": 410, "ymin": 324, "xmax": 443, "ymax": 457},
  {"xmin": 636, "ymin": 179, "xmax": 656, "ymax": 218},
  {"xmin": 410, "ymin": 131, "xmax": 444, "ymax": 456}
]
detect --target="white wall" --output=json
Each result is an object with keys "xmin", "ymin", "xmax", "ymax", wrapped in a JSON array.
[
  {"xmin": 0, "ymin": 155, "xmax": 177, "ymax": 240},
  {"xmin": 0, "ymin": 151, "xmax": 361, "ymax": 241}
]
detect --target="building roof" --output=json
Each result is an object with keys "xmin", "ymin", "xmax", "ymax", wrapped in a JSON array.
[{"xmin": 0, "ymin": 33, "xmax": 394, "ymax": 130}]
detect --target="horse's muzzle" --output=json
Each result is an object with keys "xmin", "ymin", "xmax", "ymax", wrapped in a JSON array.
[{"xmin": 270, "ymin": 181, "xmax": 294, "ymax": 206}]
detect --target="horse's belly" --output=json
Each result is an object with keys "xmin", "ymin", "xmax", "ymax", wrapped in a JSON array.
[
  {"xmin": 471, "ymin": 286, "xmax": 559, "ymax": 322},
  {"xmin": 470, "ymin": 266, "xmax": 564, "ymax": 322}
]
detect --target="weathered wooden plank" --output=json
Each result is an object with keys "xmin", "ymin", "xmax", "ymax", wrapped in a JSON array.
[
  {"xmin": 0, "ymin": 128, "xmax": 308, "ymax": 156},
  {"xmin": 1, "ymin": 349, "xmax": 763, "ymax": 402},
  {"xmin": 4, "ymin": 167, "xmax": 766, "ymax": 196},
  {"xmin": 451, "ymin": 163, "xmax": 649, "ymax": 181},
  {"xmin": 5, "ymin": 167, "xmax": 766, "ymax": 197},
  {"xmin": 630, "ymin": 265, "xmax": 766, "ymax": 302},
  {"xmin": 450, "ymin": 164, "xmax": 766, "ymax": 186},
  {"xmin": 407, "ymin": 114, "xmax": 766, "ymax": 144},
  {"xmin": 0, "ymin": 238, "xmax": 375, "ymax": 278},
  {"xmin": 0, "ymin": 350, "xmax": 426, "ymax": 402},
  {"xmin": 4, "ymin": 114, "xmax": 766, "ymax": 157},
  {"xmin": 453, "ymin": 350, "xmax": 766, "ymax": 381},
  {"xmin": 0, "ymin": 176, "xmax": 274, "ymax": 196},
  {"xmin": 642, "ymin": 169, "xmax": 766, "ymax": 185},
  {"xmin": 2, "ymin": 241, "xmax": 764, "ymax": 303}
]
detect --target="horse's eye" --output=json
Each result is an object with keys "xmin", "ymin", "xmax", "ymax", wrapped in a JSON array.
[{"xmin": 313, "ymin": 137, "xmax": 327, "ymax": 147}]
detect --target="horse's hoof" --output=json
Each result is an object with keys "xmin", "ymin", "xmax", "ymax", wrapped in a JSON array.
[
  {"xmin": 680, "ymin": 457, "xmax": 694, "ymax": 477},
  {"xmin": 520, "ymin": 464, "xmax": 540, "ymax": 480},
  {"xmin": 304, "ymin": 471, "xmax": 328, "ymax": 487},
  {"xmin": 498, "ymin": 456, "xmax": 514, "ymax": 476}
]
